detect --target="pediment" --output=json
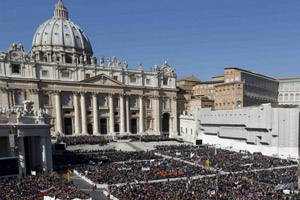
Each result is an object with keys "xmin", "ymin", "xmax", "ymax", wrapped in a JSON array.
[{"xmin": 80, "ymin": 74, "xmax": 124, "ymax": 86}]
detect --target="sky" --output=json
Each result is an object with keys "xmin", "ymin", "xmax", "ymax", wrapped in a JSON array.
[{"xmin": 0, "ymin": 0, "xmax": 299, "ymax": 81}]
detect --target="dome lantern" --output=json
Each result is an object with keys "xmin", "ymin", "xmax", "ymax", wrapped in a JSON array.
[{"xmin": 54, "ymin": 0, "xmax": 69, "ymax": 19}]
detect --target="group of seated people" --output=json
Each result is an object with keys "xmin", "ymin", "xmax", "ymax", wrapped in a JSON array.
[
  {"xmin": 155, "ymin": 145, "xmax": 297, "ymax": 172},
  {"xmin": 53, "ymin": 149, "xmax": 160, "ymax": 168},
  {"xmin": 76, "ymin": 158, "xmax": 213, "ymax": 184},
  {"xmin": 61, "ymin": 136, "xmax": 108, "ymax": 146},
  {"xmin": 0, "ymin": 172, "xmax": 89, "ymax": 200},
  {"xmin": 110, "ymin": 170, "xmax": 297, "ymax": 200},
  {"xmin": 129, "ymin": 135, "xmax": 178, "ymax": 142}
]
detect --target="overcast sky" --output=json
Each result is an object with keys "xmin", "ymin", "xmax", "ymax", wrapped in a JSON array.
[{"xmin": 1, "ymin": 0, "xmax": 299, "ymax": 81}]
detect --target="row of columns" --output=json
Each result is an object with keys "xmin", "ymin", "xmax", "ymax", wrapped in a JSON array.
[{"xmin": 53, "ymin": 91, "xmax": 177, "ymax": 136}]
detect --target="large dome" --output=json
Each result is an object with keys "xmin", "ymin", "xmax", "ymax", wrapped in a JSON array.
[{"xmin": 32, "ymin": 0, "xmax": 93, "ymax": 64}]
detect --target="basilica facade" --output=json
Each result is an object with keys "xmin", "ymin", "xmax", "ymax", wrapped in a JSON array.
[{"xmin": 0, "ymin": 0, "xmax": 178, "ymax": 137}]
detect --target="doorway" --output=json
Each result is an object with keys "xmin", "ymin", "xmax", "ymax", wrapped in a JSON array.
[
  {"xmin": 64, "ymin": 118, "xmax": 72, "ymax": 135},
  {"xmin": 162, "ymin": 113, "xmax": 170, "ymax": 133},
  {"xmin": 88, "ymin": 124, "xmax": 93, "ymax": 135},
  {"xmin": 100, "ymin": 119, "xmax": 107, "ymax": 135},
  {"xmin": 24, "ymin": 136, "xmax": 42, "ymax": 174},
  {"xmin": 131, "ymin": 119, "xmax": 137, "ymax": 134}
]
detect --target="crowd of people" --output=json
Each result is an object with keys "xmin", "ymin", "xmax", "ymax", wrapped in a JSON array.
[
  {"xmin": 61, "ymin": 136, "xmax": 108, "ymax": 146},
  {"xmin": 53, "ymin": 149, "xmax": 160, "ymax": 168},
  {"xmin": 75, "ymin": 159, "xmax": 213, "ymax": 184},
  {"xmin": 110, "ymin": 171, "xmax": 297, "ymax": 200},
  {"xmin": 129, "ymin": 135, "xmax": 178, "ymax": 142},
  {"xmin": 0, "ymin": 172, "xmax": 89, "ymax": 200},
  {"xmin": 155, "ymin": 145, "xmax": 297, "ymax": 172}
]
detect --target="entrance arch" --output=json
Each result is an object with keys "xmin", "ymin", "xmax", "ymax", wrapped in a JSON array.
[
  {"xmin": 88, "ymin": 124, "xmax": 93, "ymax": 135},
  {"xmin": 131, "ymin": 119, "xmax": 137, "ymax": 134},
  {"xmin": 162, "ymin": 113, "xmax": 170, "ymax": 134}
]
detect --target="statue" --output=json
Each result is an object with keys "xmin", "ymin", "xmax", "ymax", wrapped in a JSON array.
[
  {"xmin": 22, "ymin": 100, "xmax": 34, "ymax": 116},
  {"xmin": 52, "ymin": 53, "xmax": 57, "ymax": 62},
  {"xmin": 117, "ymin": 60, "xmax": 122, "ymax": 68},
  {"xmin": 107, "ymin": 58, "xmax": 111, "ymax": 67},
  {"xmin": 18, "ymin": 43, "xmax": 24, "ymax": 52},
  {"xmin": 112, "ymin": 56, "xmax": 117, "ymax": 64},
  {"xmin": 124, "ymin": 60, "xmax": 128, "ymax": 70},
  {"xmin": 154, "ymin": 64, "xmax": 158, "ymax": 72},
  {"xmin": 91, "ymin": 56, "xmax": 96, "ymax": 65},
  {"xmin": 79, "ymin": 55, "xmax": 83, "ymax": 64},
  {"xmin": 138, "ymin": 62, "xmax": 142, "ymax": 71},
  {"xmin": 100, "ymin": 56, "xmax": 104, "ymax": 66},
  {"xmin": 72, "ymin": 55, "xmax": 77, "ymax": 64}
]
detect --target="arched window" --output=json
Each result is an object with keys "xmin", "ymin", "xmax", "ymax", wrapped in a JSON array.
[
  {"xmin": 278, "ymin": 94, "xmax": 283, "ymax": 101},
  {"xmin": 15, "ymin": 91, "xmax": 23, "ymax": 104},
  {"xmin": 290, "ymin": 94, "xmax": 294, "ymax": 101},
  {"xmin": 296, "ymin": 94, "xmax": 300, "ymax": 101},
  {"xmin": 44, "ymin": 94, "xmax": 50, "ymax": 106},
  {"xmin": 163, "ymin": 99, "xmax": 169, "ymax": 109},
  {"xmin": 62, "ymin": 94, "xmax": 71, "ymax": 106},
  {"xmin": 284, "ymin": 94, "xmax": 289, "ymax": 101}
]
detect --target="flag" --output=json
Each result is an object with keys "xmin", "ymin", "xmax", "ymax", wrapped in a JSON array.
[
  {"xmin": 190, "ymin": 153, "xmax": 194, "ymax": 158},
  {"xmin": 40, "ymin": 186, "xmax": 56, "ymax": 195},
  {"xmin": 234, "ymin": 180, "xmax": 239, "ymax": 185},
  {"xmin": 215, "ymin": 148, "xmax": 217, "ymax": 156},
  {"xmin": 205, "ymin": 160, "xmax": 210, "ymax": 167},
  {"xmin": 67, "ymin": 171, "xmax": 71, "ymax": 182}
]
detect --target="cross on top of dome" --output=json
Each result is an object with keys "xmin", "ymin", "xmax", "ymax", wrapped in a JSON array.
[{"xmin": 54, "ymin": 0, "xmax": 68, "ymax": 19}]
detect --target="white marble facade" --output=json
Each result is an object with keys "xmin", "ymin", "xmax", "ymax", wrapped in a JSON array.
[
  {"xmin": 0, "ymin": 0, "xmax": 178, "ymax": 137},
  {"xmin": 278, "ymin": 78, "xmax": 300, "ymax": 106}
]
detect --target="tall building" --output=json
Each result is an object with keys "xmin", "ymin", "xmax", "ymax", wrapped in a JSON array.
[
  {"xmin": 214, "ymin": 67, "xmax": 278, "ymax": 110},
  {"xmin": 0, "ymin": 0, "xmax": 178, "ymax": 137},
  {"xmin": 176, "ymin": 75, "xmax": 200, "ymax": 115},
  {"xmin": 277, "ymin": 77, "xmax": 300, "ymax": 106}
]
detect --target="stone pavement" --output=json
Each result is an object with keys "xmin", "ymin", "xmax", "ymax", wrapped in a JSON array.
[{"xmin": 64, "ymin": 172, "xmax": 108, "ymax": 200}]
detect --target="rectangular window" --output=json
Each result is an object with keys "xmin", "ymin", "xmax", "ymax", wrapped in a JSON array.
[
  {"xmin": 146, "ymin": 78, "xmax": 151, "ymax": 85},
  {"xmin": 61, "ymin": 71, "xmax": 70, "ymax": 78},
  {"xmin": 85, "ymin": 73, "xmax": 91, "ymax": 79},
  {"xmin": 130, "ymin": 98, "xmax": 137, "ymax": 107},
  {"xmin": 113, "ymin": 76, "xmax": 118, "ymax": 81},
  {"xmin": 12, "ymin": 64, "xmax": 20, "ymax": 74},
  {"xmin": 42, "ymin": 70, "xmax": 49, "ymax": 77},
  {"xmin": 99, "ymin": 96, "xmax": 106, "ymax": 107},
  {"xmin": 130, "ymin": 77, "xmax": 137, "ymax": 83},
  {"xmin": 163, "ymin": 99, "xmax": 169, "ymax": 109},
  {"xmin": 163, "ymin": 78, "xmax": 168, "ymax": 85}
]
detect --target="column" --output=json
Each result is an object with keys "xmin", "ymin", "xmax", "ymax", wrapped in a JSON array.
[
  {"xmin": 172, "ymin": 96, "xmax": 178, "ymax": 137},
  {"xmin": 0, "ymin": 88, "xmax": 10, "ymax": 108},
  {"xmin": 119, "ymin": 94, "xmax": 125, "ymax": 133},
  {"xmin": 73, "ymin": 92, "xmax": 80, "ymax": 134},
  {"xmin": 139, "ymin": 95, "xmax": 144, "ymax": 133},
  {"xmin": 93, "ymin": 93, "xmax": 100, "ymax": 135},
  {"xmin": 18, "ymin": 136, "xmax": 26, "ymax": 176},
  {"xmin": 54, "ymin": 91, "xmax": 63, "ymax": 134},
  {"xmin": 29, "ymin": 89, "xmax": 40, "ymax": 110},
  {"xmin": 80, "ymin": 92, "xmax": 88, "ymax": 134},
  {"xmin": 126, "ymin": 95, "xmax": 130, "ymax": 133},
  {"xmin": 108, "ymin": 93, "xmax": 115, "ymax": 135},
  {"xmin": 41, "ymin": 136, "xmax": 47, "ymax": 172},
  {"xmin": 154, "ymin": 95, "xmax": 161, "ymax": 135}
]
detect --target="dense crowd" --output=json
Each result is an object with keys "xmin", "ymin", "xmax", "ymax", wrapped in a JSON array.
[
  {"xmin": 53, "ymin": 149, "xmax": 160, "ymax": 167},
  {"xmin": 129, "ymin": 135, "xmax": 178, "ymax": 142},
  {"xmin": 0, "ymin": 172, "xmax": 89, "ymax": 200},
  {"xmin": 61, "ymin": 136, "xmax": 108, "ymax": 146},
  {"xmin": 155, "ymin": 145, "xmax": 297, "ymax": 172},
  {"xmin": 75, "ymin": 159, "xmax": 213, "ymax": 184},
  {"xmin": 110, "ymin": 171, "xmax": 296, "ymax": 200}
]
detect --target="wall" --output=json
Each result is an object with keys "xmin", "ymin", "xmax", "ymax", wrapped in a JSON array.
[
  {"xmin": 179, "ymin": 112, "xmax": 198, "ymax": 143},
  {"xmin": 195, "ymin": 104, "xmax": 299, "ymax": 158}
]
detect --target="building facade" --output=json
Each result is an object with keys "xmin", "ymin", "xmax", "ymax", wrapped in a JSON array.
[
  {"xmin": 0, "ymin": 0, "xmax": 178, "ymax": 137},
  {"xmin": 0, "ymin": 101, "xmax": 53, "ymax": 177},
  {"xmin": 195, "ymin": 104, "xmax": 299, "ymax": 158},
  {"xmin": 214, "ymin": 67, "xmax": 278, "ymax": 110},
  {"xmin": 278, "ymin": 77, "xmax": 300, "ymax": 106}
]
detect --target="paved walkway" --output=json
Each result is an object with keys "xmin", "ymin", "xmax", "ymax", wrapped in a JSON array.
[{"xmin": 65, "ymin": 172, "xmax": 108, "ymax": 200}]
